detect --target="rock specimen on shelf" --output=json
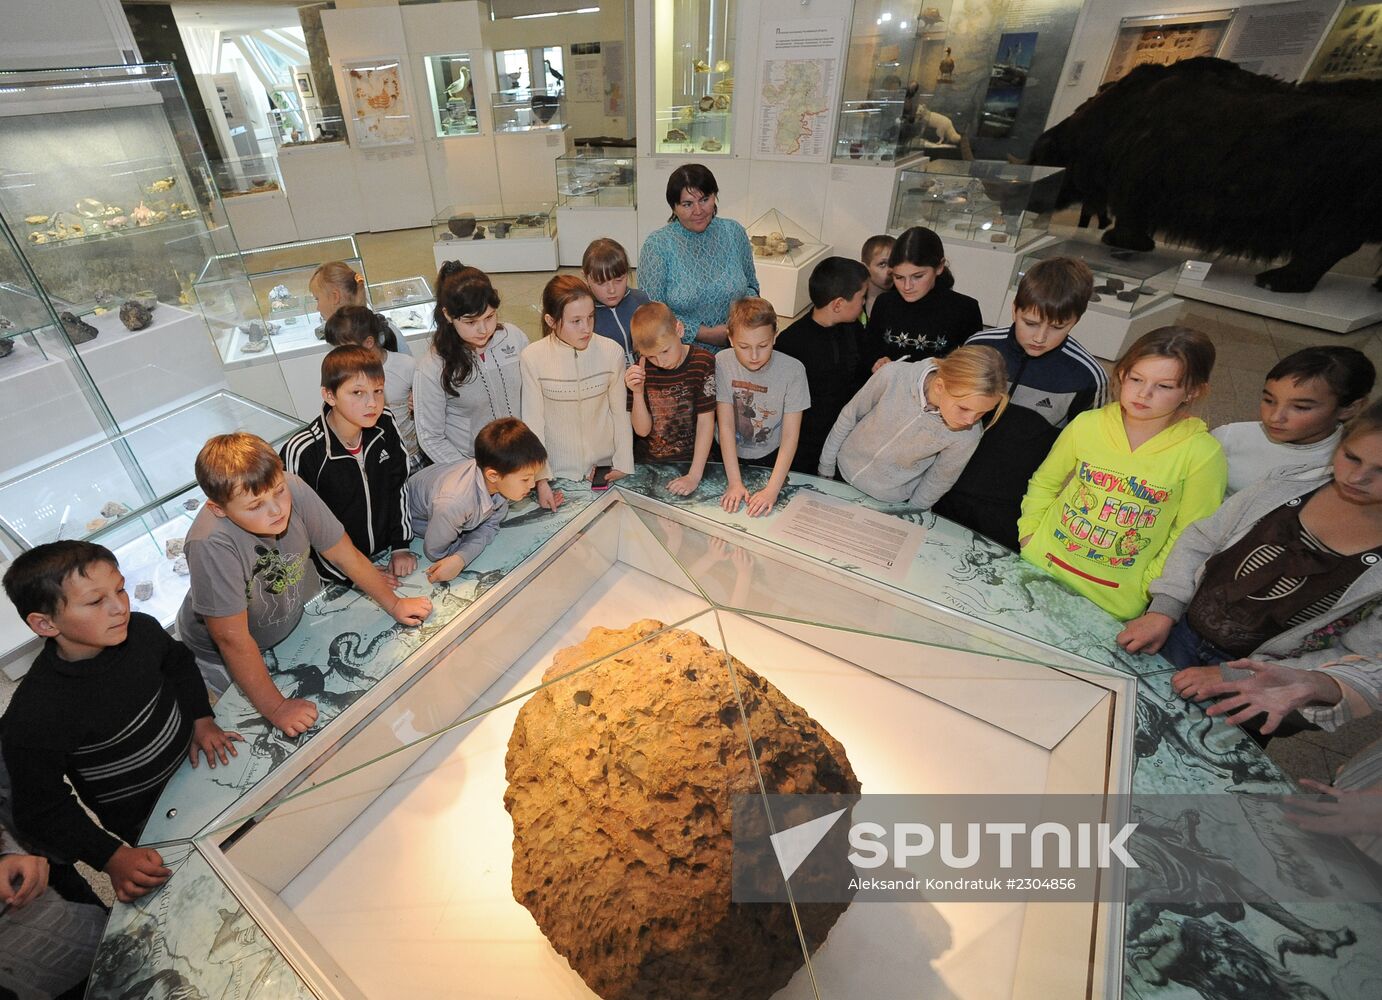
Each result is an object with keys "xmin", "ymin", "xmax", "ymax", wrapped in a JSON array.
[
  {"xmin": 268, "ymin": 284, "xmax": 293, "ymax": 311},
  {"xmin": 59, "ymin": 312, "xmax": 98, "ymax": 345},
  {"xmin": 0, "ymin": 337, "xmax": 13, "ymax": 360},
  {"xmin": 182, "ymin": 498, "xmax": 201, "ymax": 511},
  {"xmin": 242, "ymin": 324, "xmax": 270, "ymax": 353},
  {"xmin": 119, "ymin": 300, "xmax": 153, "ymax": 331},
  {"xmin": 447, "ymin": 213, "xmax": 477, "ymax": 239},
  {"xmin": 100, "ymin": 501, "xmax": 131, "ymax": 518},
  {"xmin": 134, "ymin": 581, "xmax": 154, "ymax": 601},
  {"xmin": 172, "ymin": 554, "xmax": 190, "ymax": 576},
  {"xmin": 165, "ymin": 538, "xmax": 186, "ymax": 559},
  {"xmin": 505, "ymin": 620, "xmax": 860, "ymax": 1000},
  {"xmin": 85, "ymin": 517, "xmax": 108, "ymax": 534}
]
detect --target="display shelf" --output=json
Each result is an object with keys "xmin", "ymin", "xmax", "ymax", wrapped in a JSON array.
[
  {"xmin": 556, "ymin": 154, "xmax": 637, "ymax": 209},
  {"xmin": 212, "ymin": 155, "xmax": 283, "ymax": 199},
  {"xmin": 370, "ymin": 275, "xmax": 435, "ymax": 340},
  {"xmin": 0, "ymin": 390, "xmax": 298, "ymax": 550},
  {"xmin": 432, "ymin": 202, "xmax": 558, "ymax": 273},
  {"xmin": 424, "ymin": 52, "xmax": 480, "ymax": 138},
  {"xmin": 88, "ymin": 466, "xmax": 1382, "ymax": 1000},
  {"xmin": 890, "ymin": 160, "xmax": 1063, "ymax": 251},
  {"xmin": 492, "ymin": 89, "xmax": 564, "ymax": 132},
  {"xmin": 651, "ymin": 0, "xmax": 738, "ymax": 156}
]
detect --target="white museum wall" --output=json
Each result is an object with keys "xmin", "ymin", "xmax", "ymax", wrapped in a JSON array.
[{"xmin": 0, "ymin": 0, "xmax": 136, "ymax": 70}]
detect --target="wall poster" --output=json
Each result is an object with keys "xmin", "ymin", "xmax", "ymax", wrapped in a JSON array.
[
  {"xmin": 978, "ymin": 31, "xmax": 1038, "ymax": 137},
  {"xmin": 342, "ymin": 58, "xmax": 415, "ymax": 148},
  {"xmin": 753, "ymin": 18, "xmax": 844, "ymax": 162},
  {"xmin": 1302, "ymin": 0, "xmax": 1382, "ymax": 82},
  {"xmin": 1101, "ymin": 10, "xmax": 1237, "ymax": 85}
]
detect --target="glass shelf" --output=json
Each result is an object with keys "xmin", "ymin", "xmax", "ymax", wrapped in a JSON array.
[
  {"xmin": 890, "ymin": 160, "xmax": 1063, "ymax": 251},
  {"xmin": 653, "ymin": 0, "xmax": 738, "ymax": 155},
  {"xmin": 212, "ymin": 155, "xmax": 283, "ymax": 198},
  {"xmin": 492, "ymin": 90, "xmax": 564, "ymax": 133},
  {"xmin": 556, "ymin": 154, "xmax": 637, "ymax": 209},
  {"xmin": 268, "ymin": 105, "xmax": 347, "ymax": 149}
]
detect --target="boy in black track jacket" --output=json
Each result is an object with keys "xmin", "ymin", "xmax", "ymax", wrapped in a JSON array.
[
  {"xmin": 932, "ymin": 258, "xmax": 1108, "ymax": 549},
  {"xmin": 281, "ymin": 345, "xmax": 415, "ymax": 585}
]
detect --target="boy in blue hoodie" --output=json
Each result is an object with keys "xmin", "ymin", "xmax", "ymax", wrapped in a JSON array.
[{"xmin": 584, "ymin": 238, "xmax": 651, "ymax": 365}]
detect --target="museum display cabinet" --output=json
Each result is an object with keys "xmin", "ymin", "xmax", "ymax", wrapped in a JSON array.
[
  {"xmin": 268, "ymin": 104, "xmax": 348, "ymax": 149},
  {"xmin": 104, "ymin": 488, "xmax": 1134, "ymax": 999},
  {"xmin": 492, "ymin": 88, "xmax": 565, "ymax": 132},
  {"xmin": 212, "ymin": 155, "xmax": 284, "ymax": 199},
  {"xmin": 556, "ymin": 154, "xmax": 638, "ymax": 209},
  {"xmin": 368, "ymin": 275, "xmax": 435, "ymax": 342},
  {"xmin": 747, "ymin": 209, "xmax": 832, "ymax": 317},
  {"xmin": 889, "ymin": 160, "xmax": 1063, "ymax": 251},
  {"xmin": 652, "ymin": 0, "xmax": 738, "ymax": 156},
  {"xmin": 432, "ymin": 202, "xmax": 559, "ymax": 273},
  {"xmin": 423, "ymin": 52, "xmax": 481, "ymax": 138},
  {"xmin": 833, "ymin": 0, "xmax": 954, "ymax": 164},
  {"xmin": 1013, "ymin": 238, "xmax": 1184, "ymax": 317}
]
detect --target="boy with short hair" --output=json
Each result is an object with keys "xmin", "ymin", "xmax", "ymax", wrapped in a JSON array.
[
  {"xmin": 175, "ymin": 434, "xmax": 432, "ymax": 737},
  {"xmin": 281, "ymin": 345, "xmax": 416, "ymax": 587},
  {"xmin": 406, "ymin": 418, "xmax": 547, "ymax": 584},
  {"xmin": 2, "ymin": 541, "xmax": 241, "ymax": 903},
  {"xmin": 1212, "ymin": 346, "xmax": 1374, "ymax": 494},
  {"xmin": 860, "ymin": 233, "xmax": 894, "ymax": 323},
  {"xmin": 625, "ymin": 302, "xmax": 718, "ymax": 495},
  {"xmin": 716, "ymin": 297, "xmax": 811, "ymax": 517},
  {"xmin": 584, "ymin": 238, "xmax": 653, "ymax": 365},
  {"xmin": 774, "ymin": 256, "xmax": 871, "ymax": 474},
  {"xmin": 932, "ymin": 257, "xmax": 1108, "ymax": 549}
]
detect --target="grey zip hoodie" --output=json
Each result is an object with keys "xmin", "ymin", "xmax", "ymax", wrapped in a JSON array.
[
  {"xmin": 406, "ymin": 459, "xmax": 508, "ymax": 565},
  {"xmin": 818, "ymin": 359, "xmax": 982, "ymax": 508},
  {"xmin": 1147, "ymin": 464, "xmax": 1382, "ymax": 730}
]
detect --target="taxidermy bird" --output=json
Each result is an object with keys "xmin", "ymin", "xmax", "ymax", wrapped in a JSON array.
[{"xmin": 545, "ymin": 59, "xmax": 564, "ymax": 85}]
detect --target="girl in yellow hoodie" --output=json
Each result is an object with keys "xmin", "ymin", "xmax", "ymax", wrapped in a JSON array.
[{"xmin": 1018, "ymin": 327, "xmax": 1227, "ymax": 620}]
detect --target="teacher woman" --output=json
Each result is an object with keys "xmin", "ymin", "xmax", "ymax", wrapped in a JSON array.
[{"xmin": 637, "ymin": 163, "xmax": 759, "ymax": 351}]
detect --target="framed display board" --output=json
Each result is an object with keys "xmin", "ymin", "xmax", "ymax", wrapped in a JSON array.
[
  {"xmin": 1302, "ymin": 0, "xmax": 1382, "ymax": 82},
  {"xmin": 1101, "ymin": 10, "xmax": 1237, "ymax": 84},
  {"xmin": 342, "ymin": 57, "xmax": 416, "ymax": 147}
]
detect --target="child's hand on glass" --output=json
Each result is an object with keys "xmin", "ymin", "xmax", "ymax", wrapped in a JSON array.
[
  {"xmin": 1116, "ymin": 612, "xmax": 1174, "ymax": 654},
  {"xmin": 745, "ymin": 484, "xmax": 780, "ymax": 517},
  {"xmin": 426, "ymin": 553, "xmax": 465, "ymax": 584},
  {"xmin": 189, "ymin": 716, "xmax": 243, "ymax": 768},
  {"xmin": 269, "ymin": 697, "xmax": 318, "ymax": 737},
  {"xmin": 1170, "ymin": 665, "xmax": 1222, "ymax": 702},
  {"xmin": 104, "ymin": 845, "xmax": 171, "ymax": 902},
  {"xmin": 720, "ymin": 482, "xmax": 749, "ymax": 513},
  {"xmin": 667, "ymin": 472, "xmax": 700, "ymax": 496}
]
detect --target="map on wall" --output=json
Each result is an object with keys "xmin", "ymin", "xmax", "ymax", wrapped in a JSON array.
[
  {"xmin": 1101, "ymin": 10, "xmax": 1236, "ymax": 84},
  {"xmin": 1302, "ymin": 0, "xmax": 1382, "ymax": 81},
  {"xmin": 753, "ymin": 19, "xmax": 844, "ymax": 161},
  {"xmin": 343, "ymin": 58, "xmax": 415, "ymax": 147}
]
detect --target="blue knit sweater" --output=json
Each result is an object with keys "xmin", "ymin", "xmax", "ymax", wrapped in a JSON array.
[
  {"xmin": 637, "ymin": 215, "xmax": 759, "ymax": 352},
  {"xmin": 594, "ymin": 287, "xmax": 652, "ymax": 365}
]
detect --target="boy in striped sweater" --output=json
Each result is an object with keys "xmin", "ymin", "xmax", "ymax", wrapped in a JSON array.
[
  {"xmin": 932, "ymin": 257, "xmax": 1109, "ymax": 549},
  {"xmin": 1, "ymin": 542, "xmax": 241, "ymax": 902}
]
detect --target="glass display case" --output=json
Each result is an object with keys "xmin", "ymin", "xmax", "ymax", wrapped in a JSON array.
[
  {"xmin": 833, "ymin": 0, "xmax": 955, "ymax": 163},
  {"xmin": 164, "ymin": 493, "xmax": 1132, "ymax": 1000},
  {"xmin": 746, "ymin": 208, "xmax": 826, "ymax": 267},
  {"xmin": 889, "ymin": 160, "xmax": 1063, "ymax": 251},
  {"xmin": 424, "ymin": 53, "xmax": 480, "ymax": 138},
  {"xmin": 211, "ymin": 155, "xmax": 283, "ymax": 199},
  {"xmin": 492, "ymin": 89, "xmax": 564, "ymax": 132},
  {"xmin": 267, "ymin": 104, "xmax": 347, "ymax": 149},
  {"xmin": 432, "ymin": 203, "xmax": 555, "ymax": 243},
  {"xmin": 1014, "ymin": 238, "xmax": 1185, "ymax": 316},
  {"xmin": 653, "ymin": 0, "xmax": 738, "ymax": 155},
  {"xmin": 555, "ymin": 154, "xmax": 637, "ymax": 209},
  {"xmin": 369, "ymin": 275, "xmax": 434, "ymax": 336}
]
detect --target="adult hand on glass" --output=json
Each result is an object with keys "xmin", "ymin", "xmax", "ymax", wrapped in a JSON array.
[
  {"xmin": 1285, "ymin": 780, "xmax": 1382, "ymax": 837},
  {"xmin": 1195, "ymin": 659, "xmax": 1340, "ymax": 734},
  {"xmin": 537, "ymin": 480, "xmax": 564, "ymax": 511}
]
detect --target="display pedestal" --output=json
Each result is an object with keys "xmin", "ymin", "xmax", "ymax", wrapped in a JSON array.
[
  {"xmin": 432, "ymin": 234, "xmax": 559, "ymax": 274},
  {"xmin": 556, "ymin": 206, "xmax": 639, "ymax": 268},
  {"xmin": 950, "ymin": 235, "xmax": 1059, "ymax": 328},
  {"xmin": 0, "ymin": 339, "xmax": 105, "ymax": 478},
  {"xmin": 277, "ymin": 144, "xmax": 368, "ymax": 240},
  {"xmin": 1175, "ymin": 260, "xmax": 1382, "ymax": 333},
  {"xmin": 754, "ymin": 242, "xmax": 832, "ymax": 319},
  {"xmin": 1001, "ymin": 287, "xmax": 1184, "ymax": 361},
  {"xmin": 495, "ymin": 130, "xmax": 567, "ymax": 205},
  {"xmin": 222, "ymin": 189, "xmax": 299, "ymax": 249}
]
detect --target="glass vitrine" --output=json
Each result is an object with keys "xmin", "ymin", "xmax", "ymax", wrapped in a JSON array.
[
  {"xmin": 369, "ymin": 275, "xmax": 435, "ymax": 336},
  {"xmin": 747, "ymin": 209, "xmax": 826, "ymax": 267},
  {"xmin": 833, "ymin": 0, "xmax": 954, "ymax": 163},
  {"xmin": 652, "ymin": 0, "xmax": 738, "ymax": 155},
  {"xmin": 432, "ymin": 204, "xmax": 555, "ymax": 243},
  {"xmin": 492, "ymin": 89, "xmax": 564, "ymax": 132},
  {"xmin": 556, "ymin": 154, "xmax": 637, "ymax": 209},
  {"xmin": 1013, "ymin": 238, "xmax": 1186, "ymax": 316},
  {"xmin": 267, "ymin": 104, "xmax": 347, "ymax": 149},
  {"xmin": 424, "ymin": 53, "xmax": 481, "ymax": 138},
  {"xmin": 889, "ymin": 160, "xmax": 1063, "ymax": 250},
  {"xmin": 211, "ymin": 155, "xmax": 283, "ymax": 199}
]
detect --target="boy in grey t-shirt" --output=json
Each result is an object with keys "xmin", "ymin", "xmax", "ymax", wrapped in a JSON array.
[
  {"xmin": 714, "ymin": 298, "xmax": 811, "ymax": 518},
  {"xmin": 175, "ymin": 434, "xmax": 432, "ymax": 737}
]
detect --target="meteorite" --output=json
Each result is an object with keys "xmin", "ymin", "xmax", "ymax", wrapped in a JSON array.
[{"xmin": 119, "ymin": 300, "xmax": 153, "ymax": 331}]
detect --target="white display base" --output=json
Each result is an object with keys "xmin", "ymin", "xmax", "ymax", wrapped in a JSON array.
[
  {"xmin": 75, "ymin": 305, "xmax": 227, "ymax": 428},
  {"xmin": 217, "ymin": 500, "xmax": 1128, "ymax": 1000},
  {"xmin": 1002, "ymin": 287, "xmax": 1185, "ymax": 362},
  {"xmin": 755, "ymin": 242, "xmax": 833, "ymax": 320},
  {"xmin": 948, "ymin": 235, "xmax": 1059, "ymax": 329},
  {"xmin": 277, "ymin": 144, "xmax": 368, "ymax": 241},
  {"xmin": 425, "ymin": 135, "xmax": 503, "ymax": 214},
  {"xmin": 222, "ymin": 189, "xmax": 299, "ymax": 250},
  {"xmin": 433, "ymin": 234, "xmax": 559, "ymax": 274},
  {"xmin": 1174, "ymin": 259, "xmax": 1382, "ymax": 333},
  {"xmin": 0, "ymin": 337, "xmax": 106, "ymax": 479},
  {"xmin": 494, "ymin": 130, "xmax": 567, "ymax": 205},
  {"xmin": 556, "ymin": 206, "xmax": 640, "ymax": 268}
]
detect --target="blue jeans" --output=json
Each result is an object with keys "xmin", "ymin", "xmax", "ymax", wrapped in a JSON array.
[{"xmin": 1160, "ymin": 616, "xmax": 1233, "ymax": 669}]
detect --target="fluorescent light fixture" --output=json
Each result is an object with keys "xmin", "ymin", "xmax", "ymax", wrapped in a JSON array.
[{"xmin": 511, "ymin": 6, "xmax": 599, "ymax": 19}]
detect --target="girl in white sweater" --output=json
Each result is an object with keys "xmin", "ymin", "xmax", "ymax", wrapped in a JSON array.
[{"xmin": 521, "ymin": 275, "xmax": 634, "ymax": 510}]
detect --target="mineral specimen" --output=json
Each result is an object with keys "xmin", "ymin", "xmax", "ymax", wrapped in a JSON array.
[
  {"xmin": 0, "ymin": 338, "xmax": 13, "ymax": 360},
  {"xmin": 701, "ymin": 138, "xmax": 723, "ymax": 152},
  {"xmin": 119, "ymin": 300, "xmax": 153, "ymax": 331},
  {"xmin": 268, "ymin": 284, "xmax": 293, "ymax": 311},
  {"xmin": 447, "ymin": 213, "xmax": 477, "ymax": 239},
  {"xmin": 24, "ymin": 214, "xmax": 49, "ymax": 225},
  {"xmin": 505, "ymin": 620, "xmax": 860, "ymax": 1000},
  {"xmin": 165, "ymin": 538, "xmax": 186, "ymax": 559},
  {"xmin": 172, "ymin": 555, "xmax": 190, "ymax": 576},
  {"xmin": 100, "ymin": 501, "xmax": 131, "ymax": 518},
  {"xmin": 147, "ymin": 176, "xmax": 176, "ymax": 193},
  {"xmin": 183, "ymin": 498, "xmax": 201, "ymax": 511},
  {"xmin": 85, "ymin": 517, "xmax": 108, "ymax": 533},
  {"xmin": 134, "ymin": 581, "xmax": 154, "ymax": 601},
  {"xmin": 665, "ymin": 128, "xmax": 689, "ymax": 143},
  {"xmin": 60, "ymin": 312, "xmax": 98, "ymax": 345},
  {"xmin": 131, "ymin": 202, "xmax": 155, "ymax": 227},
  {"xmin": 699, "ymin": 95, "xmax": 715, "ymax": 112}
]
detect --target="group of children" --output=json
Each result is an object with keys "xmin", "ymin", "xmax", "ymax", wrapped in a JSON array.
[{"xmin": 1, "ymin": 223, "xmax": 1378, "ymax": 995}]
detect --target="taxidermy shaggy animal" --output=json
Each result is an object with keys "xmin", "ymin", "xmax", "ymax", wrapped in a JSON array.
[{"xmin": 1029, "ymin": 58, "xmax": 1382, "ymax": 293}]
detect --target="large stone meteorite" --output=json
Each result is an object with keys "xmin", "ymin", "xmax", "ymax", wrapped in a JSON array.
[{"xmin": 504, "ymin": 620, "xmax": 860, "ymax": 1000}]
